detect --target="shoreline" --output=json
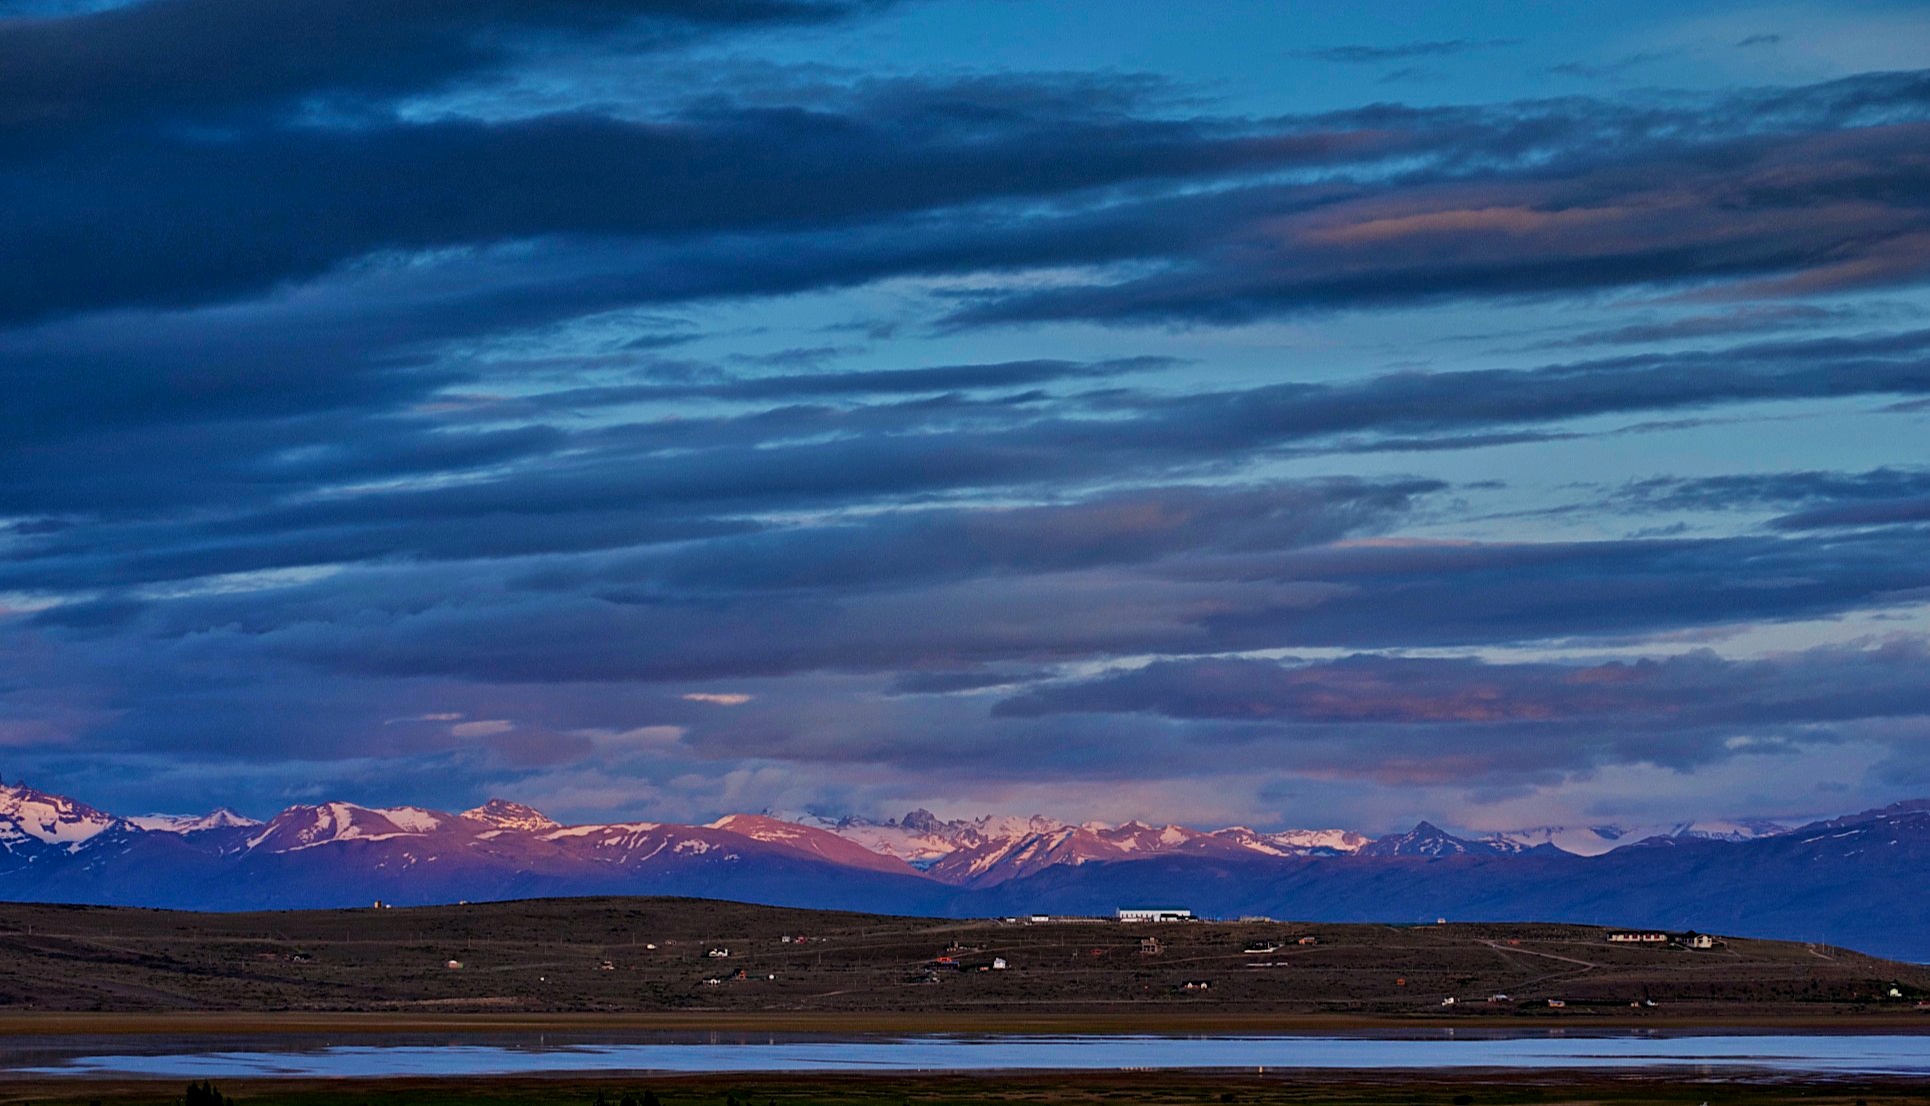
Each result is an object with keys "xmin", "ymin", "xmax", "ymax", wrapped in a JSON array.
[
  {"xmin": 3, "ymin": 1009, "xmax": 1928, "ymax": 1037},
  {"xmin": 5, "ymin": 1067, "xmax": 1930, "ymax": 1102}
]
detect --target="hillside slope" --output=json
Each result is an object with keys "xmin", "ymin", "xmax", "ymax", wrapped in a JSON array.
[{"xmin": 0, "ymin": 898, "xmax": 1923, "ymax": 1016}]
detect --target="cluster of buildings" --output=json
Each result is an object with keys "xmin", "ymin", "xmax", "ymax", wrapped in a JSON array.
[
  {"xmin": 1606, "ymin": 931, "xmax": 1721, "ymax": 949},
  {"xmin": 997, "ymin": 907, "xmax": 1201, "ymax": 924}
]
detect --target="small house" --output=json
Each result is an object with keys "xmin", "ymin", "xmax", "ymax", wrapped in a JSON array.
[
  {"xmin": 1140, "ymin": 937, "xmax": 1162, "ymax": 955},
  {"xmin": 1686, "ymin": 933, "xmax": 1716, "ymax": 950},
  {"xmin": 991, "ymin": 957, "xmax": 1008, "ymax": 970},
  {"xmin": 706, "ymin": 947, "xmax": 731, "ymax": 958},
  {"xmin": 445, "ymin": 959, "xmax": 463, "ymax": 970},
  {"xmin": 599, "ymin": 960, "xmax": 616, "ymax": 971},
  {"xmin": 1546, "ymin": 999, "xmax": 1566, "ymax": 1008},
  {"xmin": 1440, "ymin": 996, "xmax": 1456, "ymax": 1006},
  {"xmin": 1180, "ymin": 979, "xmax": 1212, "ymax": 991},
  {"xmin": 1296, "ymin": 935, "xmax": 1319, "ymax": 945},
  {"xmin": 1606, "ymin": 931, "xmax": 1670, "ymax": 944}
]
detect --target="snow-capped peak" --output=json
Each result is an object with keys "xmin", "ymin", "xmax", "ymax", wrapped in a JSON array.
[
  {"xmin": 0, "ymin": 782, "xmax": 124, "ymax": 853},
  {"xmin": 1487, "ymin": 819, "xmax": 1792, "ymax": 857},
  {"xmin": 1209, "ymin": 825, "xmax": 1370, "ymax": 856},
  {"xmin": 245, "ymin": 801, "xmax": 452, "ymax": 852},
  {"xmin": 1360, "ymin": 821, "xmax": 1503, "ymax": 858},
  {"xmin": 126, "ymin": 808, "xmax": 261, "ymax": 833},
  {"xmin": 461, "ymin": 799, "xmax": 560, "ymax": 832}
]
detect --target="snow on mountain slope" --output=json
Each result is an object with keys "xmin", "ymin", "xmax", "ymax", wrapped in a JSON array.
[
  {"xmin": 245, "ymin": 802, "xmax": 456, "ymax": 853},
  {"xmin": 813, "ymin": 815, "xmax": 1122, "ymax": 885},
  {"xmin": 1092, "ymin": 820, "xmax": 1203, "ymax": 853},
  {"xmin": 0, "ymin": 778, "xmax": 1866, "ymax": 915},
  {"xmin": 540, "ymin": 821, "xmax": 730, "ymax": 868},
  {"xmin": 789, "ymin": 814, "xmax": 953, "ymax": 866},
  {"xmin": 925, "ymin": 824, "xmax": 1091, "ymax": 886},
  {"xmin": 1489, "ymin": 819, "xmax": 1792, "ymax": 856},
  {"xmin": 797, "ymin": 809, "xmax": 1382, "ymax": 884},
  {"xmin": 1360, "ymin": 821, "xmax": 1506, "ymax": 858},
  {"xmin": 913, "ymin": 820, "xmax": 1255, "ymax": 886},
  {"xmin": 708, "ymin": 813, "xmax": 923, "ymax": 875},
  {"xmin": 793, "ymin": 809, "xmax": 1063, "ymax": 867},
  {"xmin": 126, "ymin": 808, "xmax": 261, "ymax": 833},
  {"xmin": 0, "ymin": 783, "xmax": 124, "ymax": 854},
  {"xmin": 1209, "ymin": 826, "xmax": 1370, "ymax": 855},
  {"xmin": 1798, "ymin": 798, "xmax": 1930, "ymax": 832},
  {"xmin": 461, "ymin": 799, "xmax": 560, "ymax": 832}
]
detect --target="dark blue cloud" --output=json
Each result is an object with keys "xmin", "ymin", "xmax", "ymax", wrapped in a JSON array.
[
  {"xmin": 0, "ymin": 79, "xmax": 1376, "ymax": 323},
  {"xmin": 8, "ymin": 325, "xmax": 1930, "ymax": 597},
  {"xmin": 4, "ymin": 0, "xmax": 1930, "ymax": 824},
  {"xmin": 0, "ymin": 0, "xmax": 882, "ymax": 136},
  {"xmin": 996, "ymin": 645, "xmax": 1930, "ymax": 732},
  {"xmin": 986, "ymin": 642, "xmax": 1930, "ymax": 779},
  {"xmin": 1295, "ymin": 39, "xmax": 1519, "ymax": 64}
]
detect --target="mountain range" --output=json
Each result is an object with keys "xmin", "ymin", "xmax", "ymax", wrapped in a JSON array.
[{"xmin": 3, "ymin": 781, "xmax": 1925, "ymax": 962}]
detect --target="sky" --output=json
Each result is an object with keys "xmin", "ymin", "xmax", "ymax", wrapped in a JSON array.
[{"xmin": 4, "ymin": 0, "xmax": 1930, "ymax": 834}]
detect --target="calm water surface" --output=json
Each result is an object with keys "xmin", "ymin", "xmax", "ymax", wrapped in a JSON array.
[{"xmin": 7, "ymin": 1031, "xmax": 1930, "ymax": 1078}]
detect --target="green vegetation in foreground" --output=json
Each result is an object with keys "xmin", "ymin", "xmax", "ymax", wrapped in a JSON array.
[{"xmin": 8, "ymin": 1073, "xmax": 1930, "ymax": 1106}]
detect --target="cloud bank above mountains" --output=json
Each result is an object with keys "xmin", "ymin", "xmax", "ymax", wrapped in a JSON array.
[{"xmin": 3, "ymin": 0, "xmax": 1929, "ymax": 832}]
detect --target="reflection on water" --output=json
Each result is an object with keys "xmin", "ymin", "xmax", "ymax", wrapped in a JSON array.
[{"xmin": 6, "ymin": 1031, "xmax": 1930, "ymax": 1078}]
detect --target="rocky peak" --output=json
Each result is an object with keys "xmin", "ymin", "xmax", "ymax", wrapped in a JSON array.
[
  {"xmin": 900, "ymin": 808, "xmax": 943, "ymax": 832},
  {"xmin": 462, "ymin": 799, "xmax": 561, "ymax": 832}
]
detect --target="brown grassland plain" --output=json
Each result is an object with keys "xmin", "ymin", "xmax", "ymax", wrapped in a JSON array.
[{"xmin": 0, "ymin": 898, "xmax": 1925, "ymax": 1022}]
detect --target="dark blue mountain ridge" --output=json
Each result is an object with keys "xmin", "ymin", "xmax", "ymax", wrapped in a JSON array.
[{"xmin": 1, "ymin": 782, "xmax": 1924, "ymax": 961}]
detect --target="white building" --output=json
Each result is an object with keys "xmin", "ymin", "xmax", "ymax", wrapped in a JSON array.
[{"xmin": 1116, "ymin": 908, "xmax": 1193, "ymax": 923}]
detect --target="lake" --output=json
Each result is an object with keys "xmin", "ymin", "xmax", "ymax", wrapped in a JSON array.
[{"xmin": 6, "ymin": 1030, "xmax": 1930, "ymax": 1079}]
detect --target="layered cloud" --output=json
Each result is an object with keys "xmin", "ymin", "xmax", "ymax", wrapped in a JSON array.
[{"xmin": 3, "ymin": 0, "xmax": 1929, "ymax": 825}]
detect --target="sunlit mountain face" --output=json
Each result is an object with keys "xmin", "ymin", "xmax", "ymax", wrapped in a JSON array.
[
  {"xmin": 4, "ymin": 1, "xmax": 1930, "ymax": 839},
  {"xmin": 5, "ymin": 780, "xmax": 1929, "ymax": 960}
]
